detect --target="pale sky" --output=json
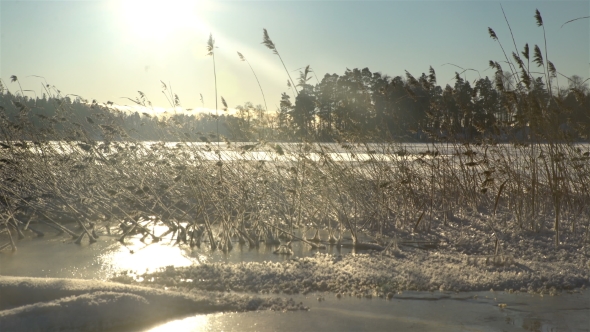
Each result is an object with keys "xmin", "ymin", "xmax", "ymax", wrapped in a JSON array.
[{"xmin": 1, "ymin": 0, "xmax": 588, "ymax": 114}]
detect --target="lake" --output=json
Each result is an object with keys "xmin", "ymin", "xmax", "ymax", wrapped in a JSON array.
[{"xmin": 2, "ymin": 228, "xmax": 588, "ymax": 332}]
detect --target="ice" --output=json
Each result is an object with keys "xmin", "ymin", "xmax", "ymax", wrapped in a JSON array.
[
  {"xmin": 0, "ymin": 276, "xmax": 307, "ymax": 331},
  {"xmin": 117, "ymin": 218, "xmax": 589, "ymax": 297}
]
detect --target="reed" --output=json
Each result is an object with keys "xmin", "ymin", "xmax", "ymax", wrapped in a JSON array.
[
  {"xmin": 262, "ymin": 28, "xmax": 298, "ymax": 97},
  {"xmin": 237, "ymin": 52, "xmax": 269, "ymax": 116},
  {"xmin": 0, "ymin": 9, "xmax": 588, "ymax": 258}
]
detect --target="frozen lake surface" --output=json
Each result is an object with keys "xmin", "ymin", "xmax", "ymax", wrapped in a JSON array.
[
  {"xmin": 0, "ymin": 226, "xmax": 358, "ymax": 280},
  {"xmin": 1, "ymin": 229, "xmax": 588, "ymax": 332},
  {"xmin": 147, "ymin": 290, "xmax": 589, "ymax": 332}
]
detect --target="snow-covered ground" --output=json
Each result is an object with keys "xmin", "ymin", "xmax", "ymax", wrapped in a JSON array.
[
  {"xmin": 111, "ymin": 212, "xmax": 589, "ymax": 297},
  {"xmin": 115, "ymin": 241, "xmax": 588, "ymax": 298},
  {"xmin": 0, "ymin": 276, "xmax": 307, "ymax": 331},
  {"xmin": 1, "ymin": 209, "xmax": 588, "ymax": 331}
]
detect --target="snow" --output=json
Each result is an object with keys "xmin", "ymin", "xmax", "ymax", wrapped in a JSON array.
[
  {"xmin": 112, "ymin": 213, "xmax": 590, "ymax": 297},
  {"xmin": 0, "ymin": 276, "xmax": 307, "ymax": 332},
  {"xmin": 119, "ymin": 248, "xmax": 588, "ymax": 298},
  {"xmin": 1, "ymin": 209, "xmax": 589, "ymax": 330}
]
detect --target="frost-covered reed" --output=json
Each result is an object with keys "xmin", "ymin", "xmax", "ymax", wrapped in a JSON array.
[{"xmin": 0, "ymin": 10, "xmax": 588, "ymax": 255}]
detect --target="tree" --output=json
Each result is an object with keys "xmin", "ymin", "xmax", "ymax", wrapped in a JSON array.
[
  {"xmin": 567, "ymin": 75, "xmax": 589, "ymax": 95},
  {"xmin": 277, "ymin": 93, "xmax": 293, "ymax": 139},
  {"xmin": 315, "ymin": 73, "xmax": 339, "ymax": 139}
]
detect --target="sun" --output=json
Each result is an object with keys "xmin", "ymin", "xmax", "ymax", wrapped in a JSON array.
[{"xmin": 118, "ymin": 0, "xmax": 199, "ymax": 40}]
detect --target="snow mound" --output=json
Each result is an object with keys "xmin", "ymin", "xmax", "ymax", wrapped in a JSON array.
[
  {"xmin": 123, "ymin": 248, "xmax": 589, "ymax": 296},
  {"xmin": 0, "ymin": 276, "xmax": 307, "ymax": 332},
  {"xmin": 1, "ymin": 291, "xmax": 150, "ymax": 332}
]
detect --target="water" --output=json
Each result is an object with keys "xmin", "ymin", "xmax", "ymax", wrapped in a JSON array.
[{"xmin": 1, "ymin": 227, "xmax": 588, "ymax": 331}]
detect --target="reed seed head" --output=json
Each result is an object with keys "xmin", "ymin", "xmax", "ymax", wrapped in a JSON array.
[
  {"xmin": 262, "ymin": 28, "xmax": 277, "ymax": 54},
  {"xmin": 548, "ymin": 61, "xmax": 557, "ymax": 78},
  {"xmin": 534, "ymin": 9, "xmax": 543, "ymax": 27},
  {"xmin": 522, "ymin": 43, "xmax": 529, "ymax": 60},
  {"xmin": 512, "ymin": 52, "xmax": 525, "ymax": 70},
  {"xmin": 533, "ymin": 45, "xmax": 544, "ymax": 67},
  {"xmin": 488, "ymin": 27, "xmax": 498, "ymax": 40},
  {"xmin": 207, "ymin": 33, "xmax": 215, "ymax": 56},
  {"xmin": 221, "ymin": 96, "xmax": 228, "ymax": 111}
]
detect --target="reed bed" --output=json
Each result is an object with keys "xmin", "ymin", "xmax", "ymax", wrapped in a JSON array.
[
  {"xmin": 1, "ymin": 118, "xmax": 588, "ymax": 254},
  {"xmin": 1, "ymin": 10, "xmax": 588, "ymax": 259}
]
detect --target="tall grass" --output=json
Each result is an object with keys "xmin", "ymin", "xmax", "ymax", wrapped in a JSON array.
[
  {"xmin": 0, "ymin": 10, "xmax": 588, "ymax": 256},
  {"xmin": 262, "ymin": 28, "xmax": 298, "ymax": 97}
]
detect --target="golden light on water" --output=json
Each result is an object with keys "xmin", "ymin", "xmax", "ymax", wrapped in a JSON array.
[
  {"xmin": 146, "ymin": 314, "xmax": 209, "ymax": 332},
  {"xmin": 102, "ymin": 241, "xmax": 194, "ymax": 273},
  {"xmin": 99, "ymin": 224, "xmax": 197, "ymax": 276}
]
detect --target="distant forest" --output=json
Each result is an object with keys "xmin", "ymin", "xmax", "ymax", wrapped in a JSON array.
[{"xmin": 1, "ymin": 67, "xmax": 588, "ymax": 142}]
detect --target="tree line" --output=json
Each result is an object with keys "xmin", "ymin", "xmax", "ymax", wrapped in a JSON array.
[
  {"xmin": 268, "ymin": 67, "xmax": 589, "ymax": 142},
  {"xmin": 1, "ymin": 67, "xmax": 588, "ymax": 143}
]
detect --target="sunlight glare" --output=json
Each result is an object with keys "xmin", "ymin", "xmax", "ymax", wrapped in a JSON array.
[
  {"xmin": 146, "ymin": 314, "xmax": 210, "ymax": 332},
  {"xmin": 99, "ymin": 224, "xmax": 196, "ymax": 277},
  {"xmin": 119, "ymin": 0, "xmax": 198, "ymax": 40}
]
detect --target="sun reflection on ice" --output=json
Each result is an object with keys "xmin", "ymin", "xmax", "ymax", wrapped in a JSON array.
[
  {"xmin": 146, "ymin": 314, "xmax": 210, "ymax": 332},
  {"xmin": 99, "ymin": 232, "xmax": 197, "ymax": 277}
]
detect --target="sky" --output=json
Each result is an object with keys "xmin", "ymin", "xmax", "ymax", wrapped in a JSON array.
[{"xmin": 1, "ymin": 0, "xmax": 588, "ymax": 115}]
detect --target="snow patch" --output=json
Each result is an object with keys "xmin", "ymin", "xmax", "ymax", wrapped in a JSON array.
[{"xmin": 0, "ymin": 276, "xmax": 307, "ymax": 331}]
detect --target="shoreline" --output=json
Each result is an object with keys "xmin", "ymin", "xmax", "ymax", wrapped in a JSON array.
[{"xmin": 111, "ymin": 218, "xmax": 590, "ymax": 297}]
